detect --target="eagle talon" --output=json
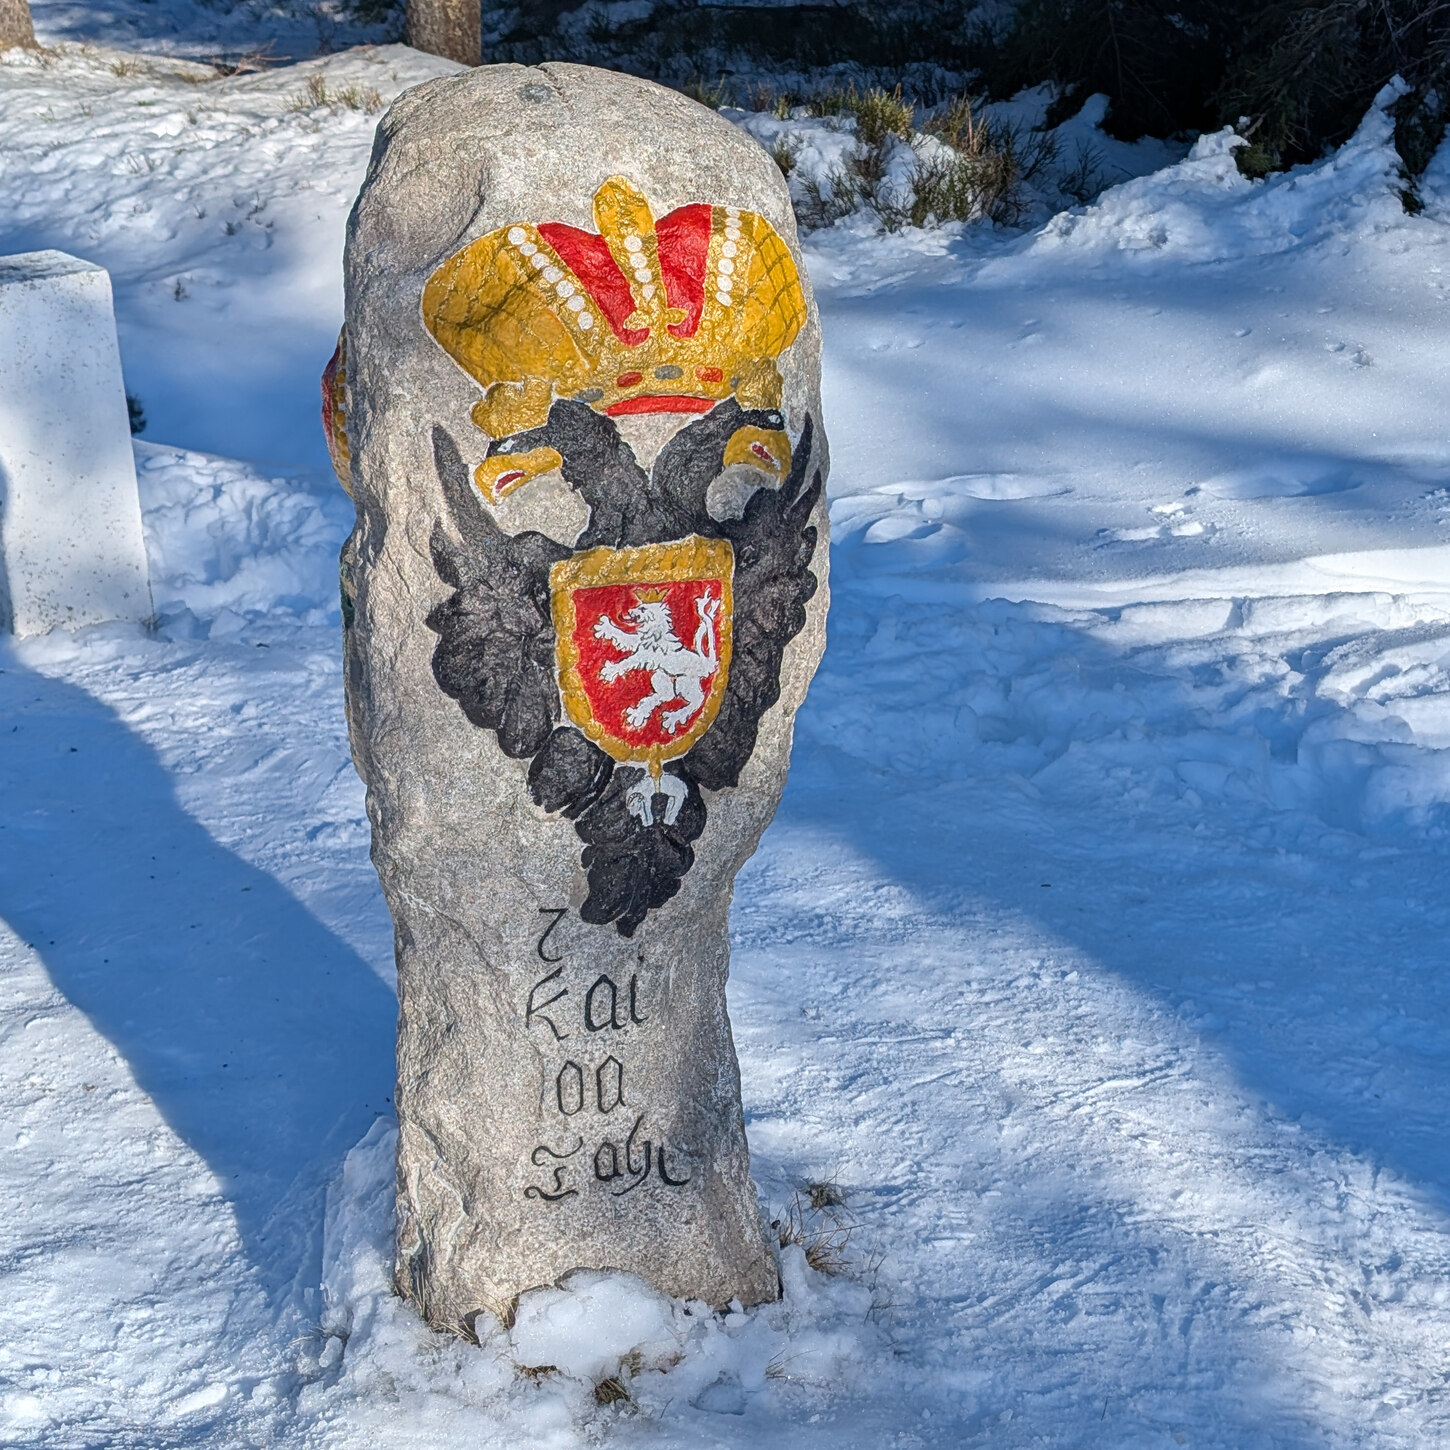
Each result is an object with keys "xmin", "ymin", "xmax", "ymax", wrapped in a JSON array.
[
  {"xmin": 625, "ymin": 771, "xmax": 687, "ymax": 827},
  {"xmin": 625, "ymin": 772, "xmax": 656, "ymax": 826},
  {"xmin": 657, "ymin": 772, "xmax": 687, "ymax": 825}
]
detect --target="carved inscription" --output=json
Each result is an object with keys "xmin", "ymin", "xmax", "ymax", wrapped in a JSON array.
[
  {"xmin": 597, "ymin": 1055, "xmax": 624, "ymax": 1113},
  {"xmin": 524, "ymin": 1139, "xmax": 583, "ymax": 1202},
  {"xmin": 556, "ymin": 1061, "xmax": 585, "ymax": 1115},
  {"xmin": 592, "ymin": 1114, "xmax": 691, "ymax": 1195},
  {"xmin": 536, "ymin": 906, "xmax": 568, "ymax": 963},
  {"xmin": 523, "ymin": 906, "xmax": 689, "ymax": 1202}
]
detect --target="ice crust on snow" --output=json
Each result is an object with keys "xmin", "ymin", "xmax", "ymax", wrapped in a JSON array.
[{"xmin": 5, "ymin": 27, "xmax": 1450, "ymax": 1450}]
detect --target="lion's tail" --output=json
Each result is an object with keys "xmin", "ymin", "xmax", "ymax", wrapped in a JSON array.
[{"xmin": 693, "ymin": 592, "xmax": 719, "ymax": 665}]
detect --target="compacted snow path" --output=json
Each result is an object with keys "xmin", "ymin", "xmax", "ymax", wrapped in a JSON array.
[{"xmin": 3, "ymin": 40, "xmax": 1450, "ymax": 1450}]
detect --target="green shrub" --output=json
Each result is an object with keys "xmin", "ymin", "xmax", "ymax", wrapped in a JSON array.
[
  {"xmin": 791, "ymin": 90, "xmax": 1043, "ymax": 233},
  {"xmin": 794, "ymin": 168, "xmax": 866, "ymax": 231},
  {"xmin": 1218, "ymin": 1, "xmax": 1450, "ymax": 175},
  {"xmin": 846, "ymin": 85, "xmax": 917, "ymax": 146},
  {"xmin": 771, "ymin": 136, "xmax": 800, "ymax": 176}
]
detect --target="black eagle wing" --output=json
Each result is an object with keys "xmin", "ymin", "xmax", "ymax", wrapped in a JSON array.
[
  {"xmin": 681, "ymin": 413, "xmax": 823, "ymax": 791},
  {"xmin": 573, "ymin": 773, "xmax": 707, "ymax": 937},
  {"xmin": 425, "ymin": 425, "xmax": 572, "ymax": 760}
]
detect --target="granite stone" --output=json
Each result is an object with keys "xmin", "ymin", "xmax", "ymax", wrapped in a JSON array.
[{"xmin": 337, "ymin": 62, "xmax": 829, "ymax": 1329}]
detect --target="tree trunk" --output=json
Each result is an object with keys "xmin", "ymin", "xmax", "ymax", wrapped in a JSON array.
[
  {"xmin": 405, "ymin": 0, "xmax": 479, "ymax": 65},
  {"xmin": 0, "ymin": 0, "xmax": 36, "ymax": 50}
]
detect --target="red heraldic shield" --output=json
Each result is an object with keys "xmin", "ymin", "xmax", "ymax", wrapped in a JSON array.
[{"xmin": 550, "ymin": 537, "xmax": 735, "ymax": 774}]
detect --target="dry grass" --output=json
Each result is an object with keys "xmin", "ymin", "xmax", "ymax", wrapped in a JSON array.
[
  {"xmin": 211, "ymin": 46, "xmax": 278, "ymax": 77},
  {"xmin": 905, "ymin": 150, "xmax": 1019, "ymax": 227},
  {"xmin": 773, "ymin": 1189, "xmax": 854, "ymax": 1275},
  {"xmin": 793, "ymin": 170, "xmax": 859, "ymax": 230},
  {"xmin": 789, "ymin": 84, "xmax": 917, "ymax": 142},
  {"xmin": 907, "ymin": 94, "xmax": 1060, "ymax": 227},
  {"xmin": 786, "ymin": 86, "xmax": 1050, "ymax": 233},
  {"xmin": 288, "ymin": 72, "xmax": 383, "ymax": 115},
  {"xmin": 805, "ymin": 1178, "xmax": 847, "ymax": 1211},
  {"xmin": 288, "ymin": 73, "xmax": 329, "ymax": 111},
  {"xmin": 1057, "ymin": 144, "xmax": 1106, "ymax": 204},
  {"xmin": 679, "ymin": 75, "xmax": 731, "ymax": 110},
  {"xmin": 752, "ymin": 84, "xmax": 796, "ymax": 119},
  {"xmin": 593, "ymin": 1375, "xmax": 631, "ymax": 1405},
  {"xmin": 764, "ymin": 1349, "xmax": 832, "ymax": 1387}
]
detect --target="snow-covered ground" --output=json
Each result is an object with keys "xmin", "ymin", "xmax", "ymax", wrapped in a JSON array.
[{"xmin": 3, "ymin": 30, "xmax": 1450, "ymax": 1450}]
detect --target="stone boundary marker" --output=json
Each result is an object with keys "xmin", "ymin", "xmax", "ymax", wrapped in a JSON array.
[
  {"xmin": 0, "ymin": 251, "xmax": 152, "ymax": 636},
  {"xmin": 333, "ymin": 63, "xmax": 830, "ymax": 1329}
]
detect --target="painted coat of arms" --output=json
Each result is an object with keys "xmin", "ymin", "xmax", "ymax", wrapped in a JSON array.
[{"xmin": 350, "ymin": 176, "xmax": 821, "ymax": 936}]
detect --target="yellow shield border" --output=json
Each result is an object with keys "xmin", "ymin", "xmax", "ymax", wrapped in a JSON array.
[{"xmin": 551, "ymin": 536, "xmax": 735, "ymax": 774}]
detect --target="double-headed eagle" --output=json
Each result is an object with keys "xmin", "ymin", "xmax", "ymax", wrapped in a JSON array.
[{"xmin": 426, "ymin": 398, "xmax": 821, "ymax": 937}]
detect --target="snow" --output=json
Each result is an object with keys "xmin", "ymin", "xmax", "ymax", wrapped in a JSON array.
[
  {"xmin": 0, "ymin": 41, "xmax": 457, "ymax": 464},
  {"xmin": 4, "ymin": 23, "xmax": 1450, "ymax": 1450},
  {"xmin": 134, "ymin": 439, "xmax": 351, "ymax": 634},
  {"xmin": 1026, "ymin": 88, "xmax": 1409, "ymax": 266}
]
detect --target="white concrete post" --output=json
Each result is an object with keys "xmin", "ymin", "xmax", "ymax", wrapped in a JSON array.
[{"xmin": 0, "ymin": 251, "xmax": 152, "ymax": 635}]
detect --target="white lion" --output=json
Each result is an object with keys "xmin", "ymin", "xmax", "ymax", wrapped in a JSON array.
[{"xmin": 594, "ymin": 588, "xmax": 721, "ymax": 735}]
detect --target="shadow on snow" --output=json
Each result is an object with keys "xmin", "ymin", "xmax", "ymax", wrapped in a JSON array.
[{"xmin": 0, "ymin": 651, "xmax": 395, "ymax": 1300}]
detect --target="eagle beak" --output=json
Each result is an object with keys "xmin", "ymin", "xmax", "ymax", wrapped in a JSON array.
[
  {"xmin": 473, "ymin": 445, "xmax": 563, "ymax": 503},
  {"xmin": 723, "ymin": 426, "xmax": 791, "ymax": 479}
]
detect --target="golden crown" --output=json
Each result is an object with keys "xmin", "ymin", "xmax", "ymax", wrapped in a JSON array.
[{"xmin": 421, "ymin": 177, "xmax": 807, "ymax": 439}]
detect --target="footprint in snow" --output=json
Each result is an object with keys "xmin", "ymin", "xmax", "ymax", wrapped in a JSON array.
[{"xmin": 1200, "ymin": 456, "xmax": 1363, "ymax": 499}]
